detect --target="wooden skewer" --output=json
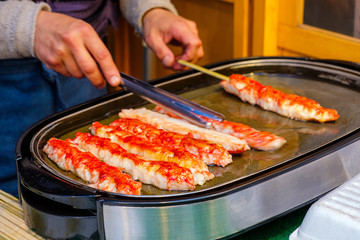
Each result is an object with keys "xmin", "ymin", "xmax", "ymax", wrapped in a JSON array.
[{"xmin": 178, "ymin": 60, "xmax": 230, "ymax": 81}]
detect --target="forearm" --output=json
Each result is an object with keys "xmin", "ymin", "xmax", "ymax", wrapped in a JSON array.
[
  {"xmin": 119, "ymin": 0, "xmax": 178, "ymax": 36},
  {"xmin": 0, "ymin": 0, "xmax": 50, "ymax": 59}
]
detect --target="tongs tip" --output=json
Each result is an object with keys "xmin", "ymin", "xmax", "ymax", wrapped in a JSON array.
[{"xmin": 119, "ymin": 72, "xmax": 224, "ymax": 129}]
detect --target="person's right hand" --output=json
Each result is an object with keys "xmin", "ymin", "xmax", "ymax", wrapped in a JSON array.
[{"xmin": 34, "ymin": 11, "xmax": 121, "ymax": 88}]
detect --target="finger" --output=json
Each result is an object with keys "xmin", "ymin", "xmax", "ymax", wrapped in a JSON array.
[
  {"xmin": 62, "ymin": 52, "xmax": 84, "ymax": 79},
  {"xmin": 170, "ymin": 35, "xmax": 204, "ymax": 70},
  {"xmin": 189, "ymin": 43, "xmax": 204, "ymax": 63},
  {"xmin": 63, "ymin": 25, "xmax": 114, "ymax": 88},
  {"xmin": 170, "ymin": 43, "xmax": 204, "ymax": 71},
  {"xmin": 84, "ymin": 37, "xmax": 121, "ymax": 86},
  {"xmin": 179, "ymin": 36, "xmax": 203, "ymax": 62},
  {"xmin": 171, "ymin": 55, "xmax": 186, "ymax": 71},
  {"xmin": 153, "ymin": 42, "xmax": 175, "ymax": 68},
  {"xmin": 146, "ymin": 30, "xmax": 175, "ymax": 68},
  {"xmin": 67, "ymin": 38, "xmax": 106, "ymax": 88},
  {"xmin": 168, "ymin": 24, "xmax": 203, "ymax": 66},
  {"xmin": 74, "ymin": 49, "xmax": 106, "ymax": 88}
]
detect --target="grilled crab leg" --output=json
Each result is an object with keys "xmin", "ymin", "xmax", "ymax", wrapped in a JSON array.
[
  {"xmin": 90, "ymin": 122, "xmax": 214, "ymax": 184},
  {"xmin": 155, "ymin": 106, "xmax": 286, "ymax": 151},
  {"xmin": 71, "ymin": 132, "xmax": 195, "ymax": 190},
  {"xmin": 43, "ymin": 137, "xmax": 142, "ymax": 195},
  {"xmin": 118, "ymin": 108, "xmax": 250, "ymax": 155},
  {"xmin": 206, "ymin": 119, "xmax": 286, "ymax": 151},
  {"xmin": 109, "ymin": 118, "xmax": 234, "ymax": 166},
  {"xmin": 220, "ymin": 74, "xmax": 339, "ymax": 122}
]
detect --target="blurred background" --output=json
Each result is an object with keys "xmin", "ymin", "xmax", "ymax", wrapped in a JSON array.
[{"xmin": 107, "ymin": 0, "xmax": 360, "ymax": 82}]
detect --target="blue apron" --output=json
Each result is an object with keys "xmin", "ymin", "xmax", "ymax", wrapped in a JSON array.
[{"xmin": 0, "ymin": 58, "xmax": 106, "ymax": 196}]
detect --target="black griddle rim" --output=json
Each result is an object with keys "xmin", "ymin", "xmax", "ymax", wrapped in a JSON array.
[{"xmin": 16, "ymin": 57, "xmax": 360, "ymax": 210}]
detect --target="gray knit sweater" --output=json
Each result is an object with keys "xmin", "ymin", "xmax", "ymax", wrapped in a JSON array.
[{"xmin": 0, "ymin": 0, "xmax": 177, "ymax": 59}]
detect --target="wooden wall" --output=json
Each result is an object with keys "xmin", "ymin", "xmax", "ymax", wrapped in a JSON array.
[
  {"xmin": 108, "ymin": 0, "xmax": 239, "ymax": 81},
  {"xmin": 107, "ymin": 0, "xmax": 360, "ymax": 85}
]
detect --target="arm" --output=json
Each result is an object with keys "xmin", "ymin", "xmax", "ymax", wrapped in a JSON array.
[
  {"xmin": 120, "ymin": 0, "xmax": 178, "ymax": 35},
  {"xmin": 0, "ymin": 1, "xmax": 50, "ymax": 59}
]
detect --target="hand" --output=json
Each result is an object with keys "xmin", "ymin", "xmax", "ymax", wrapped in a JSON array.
[
  {"xmin": 34, "ymin": 11, "xmax": 121, "ymax": 88},
  {"xmin": 142, "ymin": 8, "xmax": 204, "ymax": 70}
]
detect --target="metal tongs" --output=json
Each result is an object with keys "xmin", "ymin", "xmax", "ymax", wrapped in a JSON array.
[{"xmin": 119, "ymin": 72, "xmax": 225, "ymax": 129}]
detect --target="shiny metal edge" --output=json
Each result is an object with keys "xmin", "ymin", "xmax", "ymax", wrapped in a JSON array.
[{"xmin": 99, "ymin": 140, "xmax": 360, "ymax": 240}]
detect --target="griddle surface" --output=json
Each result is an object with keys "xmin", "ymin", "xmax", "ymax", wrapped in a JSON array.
[{"xmin": 33, "ymin": 59, "xmax": 360, "ymax": 196}]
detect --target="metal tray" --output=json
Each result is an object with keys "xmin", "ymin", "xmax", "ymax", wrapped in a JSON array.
[{"xmin": 28, "ymin": 57, "xmax": 360, "ymax": 197}]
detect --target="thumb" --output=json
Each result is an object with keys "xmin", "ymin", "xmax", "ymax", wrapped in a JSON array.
[
  {"xmin": 147, "ymin": 35, "xmax": 175, "ymax": 68},
  {"xmin": 162, "ymin": 54, "xmax": 174, "ymax": 68}
]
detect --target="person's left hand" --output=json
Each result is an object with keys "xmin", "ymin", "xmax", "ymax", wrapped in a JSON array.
[{"xmin": 142, "ymin": 8, "xmax": 204, "ymax": 70}]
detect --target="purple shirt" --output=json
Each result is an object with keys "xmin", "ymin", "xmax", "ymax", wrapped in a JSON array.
[{"xmin": 43, "ymin": 0, "xmax": 119, "ymax": 38}]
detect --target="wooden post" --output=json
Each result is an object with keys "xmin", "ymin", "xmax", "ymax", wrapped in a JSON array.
[{"xmin": 251, "ymin": 0, "xmax": 279, "ymax": 56}]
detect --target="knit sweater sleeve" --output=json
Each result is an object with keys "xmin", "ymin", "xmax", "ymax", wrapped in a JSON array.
[
  {"xmin": 0, "ymin": 0, "xmax": 50, "ymax": 59},
  {"xmin": 119, "ymin": 0, "xmax": 178, "ymax": 36}
]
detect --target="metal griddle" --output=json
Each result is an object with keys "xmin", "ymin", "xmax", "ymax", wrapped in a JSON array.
[{"xmin": 17, "ymin": 57, "xmax": 360, "ymax": 239}]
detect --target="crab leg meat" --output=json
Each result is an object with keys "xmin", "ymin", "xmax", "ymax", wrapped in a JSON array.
[
  {"xmin": 220, "ymin": 74, "xmax": 339, "ymax": 122},
  {"xmin": 44, "ymin": 137, "xmax": 142, "ymax": 195},
  {"xmin": 71, "ymin": 132, "xmax": 195, "ymax": 190},
  {"xmin": 90, "ymin": 122, "xmax": 214, "ymax": 183},
  {"xmin": 155, "ymin": 106, "xmax": 286, "ymax": 151},
  {"xmin": 118, "ymin": 108, "xmax": 250, "ymax": 155},
  {"xmin": 110, "ymin": 118, "xmax": 234, "ymax": 166}
]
